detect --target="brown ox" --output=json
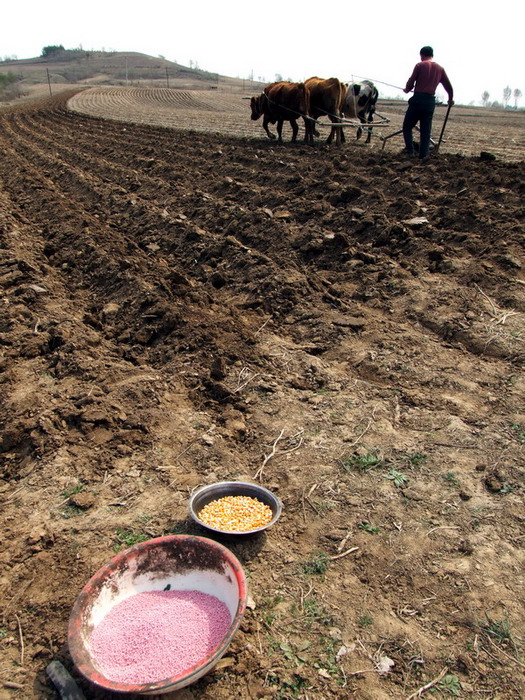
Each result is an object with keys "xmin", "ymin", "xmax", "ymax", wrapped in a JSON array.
[
  {"xmin": 342, "ymin": 80, "xmax": 379, "ymax": 143},
  {"xmin": 250, "ymin": 81, "xmax": 310, "ymax": 143},
  {"xmin": 304, "ymin": 77, "xmax": 346, "ymax": 145}
]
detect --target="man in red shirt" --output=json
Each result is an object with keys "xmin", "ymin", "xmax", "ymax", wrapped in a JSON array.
[{"xmin": 402, "ymin": 46, "xmax": 454, "ymax": 159}]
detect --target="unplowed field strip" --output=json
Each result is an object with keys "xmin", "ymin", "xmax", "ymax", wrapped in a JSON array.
[{"xmin": 66, "ymin": 86, "xmax": 525, "ymax": 161}]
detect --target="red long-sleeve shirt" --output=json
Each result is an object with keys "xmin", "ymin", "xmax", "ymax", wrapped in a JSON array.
[{"xmin": 405, "ymin": 58, "xmax": 453, "ymax": 100}]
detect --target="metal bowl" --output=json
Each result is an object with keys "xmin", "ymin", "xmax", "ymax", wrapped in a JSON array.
[
  {"xmin": 189, "ymin": 481, "xmax": 282, "ymax": 535},
  {"xmin": 68, "ymin": 535, "xmax": 247, "ymax": 695}
]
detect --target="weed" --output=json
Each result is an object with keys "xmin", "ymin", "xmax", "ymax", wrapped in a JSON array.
[
  {"xmin": 405, "ymin": 452, "xmax": 428, "ymax": 468},
  {"xmin": 137, "ymin": 513, "xmax": 153, "ymax": 524},
  {"xmin": 358, "ymin": 521, "xmax": 380, "ymax": 535},
  {"xmin": 270, "ymin": 594, "xmax": 284, "ymax": 606},
  {"xmin": 61, "ymin": 483, "xmax": 84, "ymax": 499},
  {"xmin": 471, "ymin": 612, "xmax": 518, "ymax": 656},
  {"xmin": 113, "ymin": 528, "xmax": 150, "ymax": 552},
  {"xmin": 510, "ymin": 423, "xmax": 525, "ymax": 444},
  {"xmin": 442, "ymin": 471, "xmax": 460, "ymax": 488},
  {"xmin": 275, "ymin": 640, "xmax": 312, "ymax": 667},
  {"xmin": 313, "ymin": 637, "xmax": 346, "ymax": 685},
  {"xmin": 302, "ymin": 551, "xmax": 329, "ymax": 576},
  {"xmin": 273, "ymin": 672, "xmax": 309, "ymax": 699},
  {"xmin": 358, "ymin": 614, "xmax": 374, "ymax": 627},
  {"xmin": 60, "ymin": 505, "xmax": 84, "ymax": 519},
  {"xmin": 483, "ymin": 613, "xmax": 513, "ymax": 642},
  {"xmin": 260, "ymin": 594, "xmax": 284, "ymax": 627},
  {"xmin": 386, "ymin": 469, "xmax": 409, "ymax": 487},
  {"xmin": 299, "ymin": 597, "xmax": 334, "ymax": 627},
  {"xmin": 315, "ymin": 499, "xmax": 337, "ymax": 513},
  {"xmin": 0, "ymin": 627, "xmax": 7, "ymax": 639},
  {"xmin": 315, "ymin": 388, "xmax": 333, "ymax": 397},
  {"xmin": 278, "ymin": 641, "xmax": 301, "ymax": 665},
  {"xmin": 342, "ymin": 450, "xmax": 383, "ymax": 472},
  {"xmin": 438, "ymin": 673, "xmax": 461, "ymax": 696}
]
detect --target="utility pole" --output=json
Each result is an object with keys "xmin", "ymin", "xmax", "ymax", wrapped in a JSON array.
[
  {"xmin": 46, "ymin": 69, "xmax": 52, "ymax": 97},
  {"xmin": 165, "ymin": 67, "xmax": 170, "ymax": 89}
]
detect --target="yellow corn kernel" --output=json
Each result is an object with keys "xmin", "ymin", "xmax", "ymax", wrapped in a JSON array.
[{"xmin": 198, "ymin": 495, "xmax": 273, "ymax": 532}]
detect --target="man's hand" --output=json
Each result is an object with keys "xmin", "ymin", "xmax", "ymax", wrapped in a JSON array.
[{"xmin": 448, "ymin": 99, "xmax": 455, "ymax": 106}]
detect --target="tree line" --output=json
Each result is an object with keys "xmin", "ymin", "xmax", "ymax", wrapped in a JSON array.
[{"xmin": 481, "ymin": 86, "xmax": 522, "ymax": 109}]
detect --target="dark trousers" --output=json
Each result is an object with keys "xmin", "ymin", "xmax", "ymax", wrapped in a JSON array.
[{"xmin": 403, "ymin": 92, "xmax": 436, "ymax": 158}]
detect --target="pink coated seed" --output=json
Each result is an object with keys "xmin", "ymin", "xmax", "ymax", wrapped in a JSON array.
[{"xmin": 89, "ymin": 589, "xmax": 232, "ymax": 684}]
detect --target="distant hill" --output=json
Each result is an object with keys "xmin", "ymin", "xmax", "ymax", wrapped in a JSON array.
[{"xmin": 0, "ymin": 48, "xmax": 257, "ymax": 104}]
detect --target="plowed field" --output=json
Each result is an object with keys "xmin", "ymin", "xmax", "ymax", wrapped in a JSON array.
[{"xmin": 0, "ymin": 88, "xmax": 524, "ymax": 700}]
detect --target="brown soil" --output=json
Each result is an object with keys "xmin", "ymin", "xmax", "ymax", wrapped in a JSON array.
[{"xmin": 0, "ymin": 89, "xmax": 524, "ymax": 700}]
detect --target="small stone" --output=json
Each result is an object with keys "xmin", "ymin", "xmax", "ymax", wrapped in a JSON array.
[
  {"xmin": 402, "ymin": 217, "xmax": 429, "ymax": 227},
  {"xmin": 102, "ymin": 302, "xmax": 120, "ymax": 321}
]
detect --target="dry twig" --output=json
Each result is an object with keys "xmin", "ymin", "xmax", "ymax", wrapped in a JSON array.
[
  {"xmin": 406, "ymin": 667, "xmax": 448, "ymax": 699},
  {"xmin": 474, "ymin": 284, "xmax": 519, "ymax": 324},
  {"xmin": 427, "ymin": 526, "xmax": 460, "ymax": 536},
  {"xmin": 254, "ymin": 429, "xmax": 304, "ymax": 480},
  {"xmin": 485, "ymin": 636, "xmax": 525, "ymax": 670},
  {"xmin": 339, "ymin": 408, "xmax": 378, "ymax": 459},
  {"xmin": 234, "ymin": 371, "xmax": 260, "ymax": 393},
  {"xmin": 328, "ymin": 546, "xmax": 359, "ymax": 561},
  {"xmin": 15, "ymin": 614, "xmax": 24, "ymax": 666}
]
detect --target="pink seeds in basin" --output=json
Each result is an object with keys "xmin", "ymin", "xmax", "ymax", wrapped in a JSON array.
[{"xmin": 89, "ymin": 589, "xmax": 232, "ymax": 685}]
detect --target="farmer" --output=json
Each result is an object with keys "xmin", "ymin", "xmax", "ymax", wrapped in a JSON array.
[{"xmin": 402, "ymin": 46, "xmax": 454, "ymax": 159}]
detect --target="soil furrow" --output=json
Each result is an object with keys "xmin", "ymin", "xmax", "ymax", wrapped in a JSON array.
[{"xmin": 0, "ymin": 93, "xmax": 524, "ymax": 700}]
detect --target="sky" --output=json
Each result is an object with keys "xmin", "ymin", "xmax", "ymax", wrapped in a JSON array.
[{"xmin": 2, "ymin": 1, "xmax": 523, "ymax": 107}]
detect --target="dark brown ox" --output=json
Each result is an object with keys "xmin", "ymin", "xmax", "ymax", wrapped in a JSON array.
[
  {"xmin": 250, "ymin": 81, "xmax": 310, "ymax": 143},
  {"xmin": 304, "ymin": 77, "xmax": 346, "ymax": 145},
  {"xmin": 342, "ymin": 80, "xmax": 379, "ymax": 143}
]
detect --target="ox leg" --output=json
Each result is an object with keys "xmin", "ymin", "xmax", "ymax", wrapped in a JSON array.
[
  {"xmin": 356, "ymin": 117, "xmax": 365, "ymax": 140},
  {"xmin": 365, "ymin": 114, "xmax": 373, "ymax": 144},
  {"xmin": 303, "ymin": 117, "xmax": 318, "ymax": 146},
  {"xmin": 327, "ymin": 117, "xmax": 344, "ymax": 145},
  {"xmin": 263, "ymin": 116, "xmax": 277, "ymax": 140},
  {"xmin": 290, "ymin": 119, "xmax": 299, "ymax": 142},
  {"xmin": 303, "ymin": 117, "xmax": 314, "ymax": 145},
  {"xmin": 276, "ymin": 120, "xmax": 284, "ymax": 143},
  {"xmin": 336, "ymin": 119, "xmax": 344, "ymax": 145}
]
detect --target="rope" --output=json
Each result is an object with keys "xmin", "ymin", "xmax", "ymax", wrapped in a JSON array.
[
  {"xmin": 262, "ymin": 92, "xmax": 315, "ymax": 121},
  {"xmin": 350, "ymin": 74, "xmax": 408, "ymax": 93}
]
